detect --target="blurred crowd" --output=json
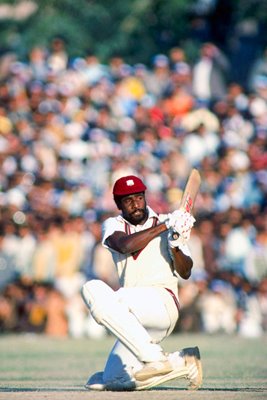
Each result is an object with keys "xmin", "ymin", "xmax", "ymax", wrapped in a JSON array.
[{"xmin": 0, "ymin": 38, "xmax": 266, "ymax": 339}]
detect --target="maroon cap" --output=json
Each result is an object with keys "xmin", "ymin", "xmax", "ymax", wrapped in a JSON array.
[{"xmin": 113, "ymin": 175, "xmax": 147, "ymax": 196}]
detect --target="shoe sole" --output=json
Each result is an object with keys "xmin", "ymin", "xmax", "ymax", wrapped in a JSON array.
[{"xmin": 85, "ymin": 383, "xmax": 106, "ymax": 391}]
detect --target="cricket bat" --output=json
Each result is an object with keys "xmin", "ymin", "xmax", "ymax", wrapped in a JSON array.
[
  {"xmin": 171, "ymin": 169, "xmax": 201, "ymax": 240},
  {"xmin": 180, "ymin": 168, "xmax": 201, "ymax": 214}
]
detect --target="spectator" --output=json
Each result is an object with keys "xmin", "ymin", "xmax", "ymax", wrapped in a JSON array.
[
  {"xmin": 0, "ymin": 41, "xmax": 266, "ymax": 338},
  {"xmin": 47, "ymin": 37, "xmax": 68, "ymax": 75},
  {"xmin": 198, "ymin": 279, "xmax": 237, "ymax": 334},
  {"xmin": 192, "ymin": 42, "xmax": 230, "ymax": 106},
  {"xmin": 28, "ymin": 46, "xmax": 48, "ymax": 81},
  {"xmin": 248, "ymin": 46, "xmax": 267, "ymax": 94},
  {"xmin": 245, "ymin": 229, "xmax": 267, "ymax": 284},
  {"xmin": 181, "ymin": 120, "xmax": 220, "ymax": 167},
  {"xmin": 45, "ymin": 284, "xmax": 68, "ymax": 337},
  {"xmin": 31, "ymin": 227, "xmax": 56, "ymax": 283},
  {"xmin": 14, "ymin": 224, "xmax": 36, "ymax": 280},
  {"xmin": 223, "ymin": 224, "xmax": 253, "ymax": 277},
  {"xmin": 237, "ymin": 279, "xmax": 263, "ymax": 338},
  {"xmin": 0, "ymin": 233, "xmax": 17, "ymax": 291},
  {"xmin": 143, "ymin": 54, "xmax": 172, "ymax": 101}
]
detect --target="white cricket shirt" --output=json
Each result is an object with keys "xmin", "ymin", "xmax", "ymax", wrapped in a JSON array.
[{"xmin": 102, "ymin": 206, "xmax": 191, "ymax": 295}]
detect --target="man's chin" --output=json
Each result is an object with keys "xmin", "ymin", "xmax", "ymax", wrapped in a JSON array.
[{"xmin": 130, "ymin": 211, "xmax": 147, "ymax": 225}]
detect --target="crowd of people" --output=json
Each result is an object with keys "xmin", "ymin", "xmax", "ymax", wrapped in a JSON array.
[{"xmin": 0, "ymin": 38, "xmax": 266, "ymax": 338}]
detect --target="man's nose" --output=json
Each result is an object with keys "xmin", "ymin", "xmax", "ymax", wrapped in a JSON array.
[{"xmin": 132, "ymin": 198, "xmax": 140, "ymax": 207}]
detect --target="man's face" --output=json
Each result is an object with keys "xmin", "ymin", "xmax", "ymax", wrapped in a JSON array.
[{"xmin": 119, "ymin": 192, "xmax": 148, "ymax": 225}]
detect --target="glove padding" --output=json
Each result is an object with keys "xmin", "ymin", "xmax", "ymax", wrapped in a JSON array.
[
  {"xmin": 168, "ymin": 230, "xmax": 186, "ymax": 249},
  {"xmin": 166, "ymin": 209, "xmax": 195, "ymax": 241}
]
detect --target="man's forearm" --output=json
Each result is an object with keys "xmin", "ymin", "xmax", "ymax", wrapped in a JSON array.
[
  {"xmin": 171, "ymin": 247, "xmax": 193, "ymax": 279},
  {"xmin": 109, "ymin": 223, "xmax": 168, "ymax": 254}
]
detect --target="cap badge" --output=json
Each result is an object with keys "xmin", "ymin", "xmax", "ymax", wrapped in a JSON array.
[{"xmin": 126, "ymin": 179, "xmax": 134, "ymax": 186}]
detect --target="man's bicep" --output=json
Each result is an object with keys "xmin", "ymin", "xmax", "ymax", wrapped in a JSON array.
[{"xmin": 105, "ymin": 231, "xmax": 127, "ymax": 252}]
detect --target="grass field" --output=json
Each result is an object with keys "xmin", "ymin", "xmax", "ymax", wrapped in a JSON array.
[{"xmin": 0, "ymin": 333, "xmax": 267, "ymax": 400}]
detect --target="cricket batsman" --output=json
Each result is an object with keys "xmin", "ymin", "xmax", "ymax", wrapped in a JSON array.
[{"xmin": 81, "ymin": 174, "xmax": 202, "ymax": 391}]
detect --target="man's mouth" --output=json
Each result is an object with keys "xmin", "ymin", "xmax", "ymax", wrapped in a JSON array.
[
  {"xmin": 133, "ymin": 210, "xmax": 142, "ymax": 215},
  {"xmin": 132, "ymin": 210, "xmax": 142, "ymax": 216}
]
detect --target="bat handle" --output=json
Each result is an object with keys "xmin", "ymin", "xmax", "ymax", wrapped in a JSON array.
[{"xmin": 172, "ymin": 232, "xmax": 179, "ymax": 240}]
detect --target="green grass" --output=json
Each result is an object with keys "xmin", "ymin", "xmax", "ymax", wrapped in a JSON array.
[{"xmin": 0, "ymin": 333, "xmax": 267, "ymax": 399}]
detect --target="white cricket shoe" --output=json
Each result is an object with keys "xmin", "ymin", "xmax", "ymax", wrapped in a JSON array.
[
  {"xmin": 134, "ymin": 359, "xmax": 173, "ymax": 381},
  {"xmin": 85, "ymin": 347, "xmax": 202, "ymax": 392},
  {"xmin": 135, "ymin": 365, "xmax": 188, "ymax": 390},
  {"xmin": 183, "ymin": 346, "xmax": 203, "ymax": 390},
  {"xmin": 136, "ymin": 346, "xmax": 202, "ymax": 391}
]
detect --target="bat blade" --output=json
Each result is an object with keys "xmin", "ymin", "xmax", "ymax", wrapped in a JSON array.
[{"xmin": 180, "ymin": 169, "xmax": 201, "ymax": 214}]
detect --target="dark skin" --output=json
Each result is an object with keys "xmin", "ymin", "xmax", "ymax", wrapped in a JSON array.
[{"xmin": 106, "ymin": 192, "xmax": 193, "ymax": 280}]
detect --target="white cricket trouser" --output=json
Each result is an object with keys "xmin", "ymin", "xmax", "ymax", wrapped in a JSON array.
[{"xmin": 82, "ymin": 280, "xmax": 179, "ymax": 382}]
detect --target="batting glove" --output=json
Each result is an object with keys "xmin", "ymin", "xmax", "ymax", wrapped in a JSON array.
[
  {"xmin": 168, "ymin": 230, "xmax": 186, "ymax": 248},
  {"xmin": 165, "ymin": 209, "xmax": 195, "ymax": 241}
]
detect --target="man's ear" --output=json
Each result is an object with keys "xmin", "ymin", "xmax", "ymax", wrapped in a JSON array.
[{"xmin": 114, "ymin": 197, "xmax": 122, "ymax": 210}]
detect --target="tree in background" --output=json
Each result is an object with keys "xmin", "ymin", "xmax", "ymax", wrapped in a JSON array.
[
  {"xmin": 0, "ymin": 0, "xmax": 266, "ymax": 76},
  {"xmin": 0, "ymin": 0, "xmax": 193, "ymax": 64}
]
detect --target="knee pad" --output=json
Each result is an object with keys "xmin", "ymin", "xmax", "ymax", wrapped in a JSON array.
[
  {"xmin": 82, "ymin": 280, "xmax": 164, "ymax": 363},
  {"xmin": 81, "ymin": 280, "xmax": 117, "ymax": 324}
]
